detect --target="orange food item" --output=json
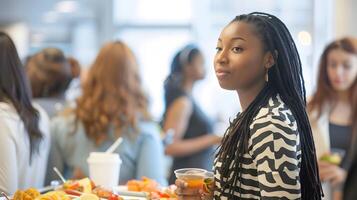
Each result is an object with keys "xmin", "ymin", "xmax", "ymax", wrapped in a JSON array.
[
  {"xmin": 63, "ymin": 178, "xmax": 94, "ymax": 193},
  {"xmin": 36, "ymin": 191, "xmax": 71, "ymax": 200},
  {"xmin": 92, "ymin": 187, "xmax": 123, "ymax": 200},
  {"xmin": 126, "ymin": 177, "xmax": 177, "ymax": 199},
  {"xmin": 13, "ymin": 190, "xmax": 32, "ymax": 200},
  {"xmin": 127, "ymin": 177, "xmax": 159, "ymax": 193},
  {"xmin": 127, "ymin": 182, "xmax": 140, "ymax": 192},
  {"xmin": 13, "ymin": 188, "xmax": 41, "ymax": 200}
]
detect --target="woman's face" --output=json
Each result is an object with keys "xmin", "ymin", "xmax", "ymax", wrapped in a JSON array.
[
  {"xmin": 214, "ymin": 21, "xmax": 270, "ymax": 91},
  {"xmin": 327, "ymin": 49, "xmax": 357, "ymax": 92},
  {"xmin": 185, "ymin": 53, "xmax": 206, "ymax": 81}
]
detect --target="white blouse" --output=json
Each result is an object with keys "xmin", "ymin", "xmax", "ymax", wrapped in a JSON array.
[{"xmin": 0, "ymin": 102, "xmax": 50, "ymax": 195}]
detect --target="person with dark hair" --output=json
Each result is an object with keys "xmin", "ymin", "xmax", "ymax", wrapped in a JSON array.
[
  {"xmin": 26, "ymin": 47, "xmax": 73, "ymax": 117},
  {"xmin": 162, "ymin": 45, "xmax": 221, "ymax": 184},
  {"xmin": 0, "ymin": 32, "xmax": 50, "ymax": 194},
  {"xmin": 175, "ymin": 12, "xmax": 323, "ymax": 199},
  {"xmin": 308, "ymin": 37, "xmax": 357, "ymax": 200}
]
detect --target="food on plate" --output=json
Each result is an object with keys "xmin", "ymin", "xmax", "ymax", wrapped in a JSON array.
[
  {"xmin": 13, "ymin": 189, "xmax": 39, "ymax": 200},
  {"xmin": 127, "ymin": 177, "xmax": 159, "ymax": 192},
  {"xmin": 126, "ymin": 177, "xmax": 177, "ymax": 199},
  {"xmin": 13, "ymin": 177, "xmax": 125, "ymax": 200},
  {"xmin": 149, "ymin": 186, "xmax": 177, "ymax": 199},
  {"xmin": 92, "ymin": 187, "xmax": 123, "ymax": 200},
  {"xmin": 62, "ymin": 178, "xmax": 123, "ymax": 200},
  {"xmin": 36, "ymin": 191, "xmax": 70, "ymax": 200},
  {"xmin": 79, "ymin": 193, "xmax": 99, "ymax": 200},
  {"xmin": 13, "ymin": 189, "xmax": 69, "ymax": 200},
  {"xmin": 63, "ymin": 178, "xmax": 95, "ymax": 193},
  {"xmin": 25, "ymin": 188, "xmax": 41, "ymax": 199}
]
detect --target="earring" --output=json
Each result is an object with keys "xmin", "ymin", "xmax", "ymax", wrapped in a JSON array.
[{"xmin": 265, "ymin": 68, "xmax": 269, "ymax": 82}]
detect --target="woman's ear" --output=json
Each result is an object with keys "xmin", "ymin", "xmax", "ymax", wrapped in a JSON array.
[{"xmin": 264, "ymin": 50, "xmax": 278, "ymax": 69}]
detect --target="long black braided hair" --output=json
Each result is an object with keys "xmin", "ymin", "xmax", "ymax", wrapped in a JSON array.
[{"xmin": 215, "ymin": 12, "xmax": 323, "ymax": 199}]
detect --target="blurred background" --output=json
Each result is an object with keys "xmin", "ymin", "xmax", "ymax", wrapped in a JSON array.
[{"xmin": 1, "ymin": 0, "xmax": 356, "ymax": 124}]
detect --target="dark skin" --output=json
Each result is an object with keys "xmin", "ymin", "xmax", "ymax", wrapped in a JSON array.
[{"xmin": 175, "ymin": 21, "xmax": 275, "ymax": 199}]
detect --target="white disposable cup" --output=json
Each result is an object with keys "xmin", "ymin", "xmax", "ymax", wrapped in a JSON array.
[{"xmin": 87, "ymin": 152, "xmax": 122, "ymax": 188}]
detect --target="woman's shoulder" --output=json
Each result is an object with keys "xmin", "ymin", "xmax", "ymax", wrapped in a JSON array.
[
  {"xmin": 0, "ymin": 102, "xmax": 18, "ymax": 140},
  {"xmin": 137, "ymin": 120, "xmax": 161, "ymax": 139},
  {"xmin": 249, "ymin": 95, "xmax": 300, "ymax": 152},
  {"xmin": 0, "ymin": 102, "xmax": 51, "ymax": 140},
  {"xmin": 0, "ymin": 102, "xmax": 19, "ymax": 120},
  {"xmin": 250, "ymin": 94, "xmax": 298, "ymax": 133},
  {"xmin": 0, "ymin": 101, "xmax": 49, "ymax": 123},
  {"xmin": 165, "ymin": 87, "xmax": 189, "ymax": 105}
]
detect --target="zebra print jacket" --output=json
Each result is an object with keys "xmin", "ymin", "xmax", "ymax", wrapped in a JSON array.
[{"xmin": 214, "ymin": 95, "xmax": 301, "ymax": 200}]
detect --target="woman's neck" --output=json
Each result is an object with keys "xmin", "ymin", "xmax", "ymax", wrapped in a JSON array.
[
  {"xmin": 182, "ymin": 78, "xmax": 194, "ymax": 94},
  {"xmin": 335, "ymin": 89, "xmax": 350, "ymax": 103},
  {"xmin": 330, "ymin": 89, "xmax": 352, "ymax": 125},
  {"xmin": 237, "ymin": 80, "xmax": 266, "ymax": 111}
]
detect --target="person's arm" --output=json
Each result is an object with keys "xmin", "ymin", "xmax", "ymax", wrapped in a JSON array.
[
  {"xmin": 136, "ymin": 124, "xmax": 167, "ymax": 186},
  {"xmin": 163, "ymin": 96, "xmax": 193, "ymax": 140},
  {"xmin": 165, "ymin": 135, "xmax": 220, "ymax": 157},
  {"xmin": 319, "ymin": 161, "xmax": 346, "ymax": 186},
  {"xmin": 250, "ymin": 117, "xmax": 301, "ymax": 199},
  {"xmin": 163, "ymin": 97, "xmax": 220, "ymax": 157},
  {"xmin": 0, "ymin": 121, "xmax": 18, "ymax": 195}
]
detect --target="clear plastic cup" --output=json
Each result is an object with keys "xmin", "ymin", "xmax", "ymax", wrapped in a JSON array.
[
  {"xmin": 87, "ymin": 152, "xmax": 122, "ymax": 189},
  {"xmin": 203, "ymin": 171, "xmax": 215, "ymax": 194},
  {"xmin": 174, "ymin": 168, "xmax": 207, "ymax": 189}
]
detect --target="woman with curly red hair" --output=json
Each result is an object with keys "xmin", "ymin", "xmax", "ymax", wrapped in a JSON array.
[{"xmin": 45, "ymin": 41, "xmax": 166, "ymax": 185}]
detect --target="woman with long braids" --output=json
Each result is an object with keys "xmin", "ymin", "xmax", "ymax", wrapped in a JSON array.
[{"xmin": 175, "ymin": 12, "xmax": 322, "ymax": 199}]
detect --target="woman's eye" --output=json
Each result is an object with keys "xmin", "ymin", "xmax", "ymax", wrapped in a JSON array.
[
  {"xmin": 232, "ymin": 47, "xmax": 243, "ymax": 53},
  {"xmin": 329, "ymin": 63, "xmax": 337, "ymax": 68},
  {"xmin": 216, "ymin": 47, "xmax": 222, "ymax": 52},
  {"xmin": 344, "ymin": 64, "xmax": 351, "ymax": 70}
]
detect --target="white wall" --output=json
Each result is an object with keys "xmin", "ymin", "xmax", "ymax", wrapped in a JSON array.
[
  {"xmin": 1, "ymin": 23, "xmax": 30, "ymax": 59},
  {"xmin": 333, "ymin": 0, "xmax": 357, "ymax": 38}
]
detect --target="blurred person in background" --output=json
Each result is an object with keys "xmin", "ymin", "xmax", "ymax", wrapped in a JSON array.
[
  {"xmin": 26, "ymin": 48, "xmax": 73, "ymax": 118},
  {"xmin": 46, "ymin": 41, "xmax": 167, "ymax": 186},
  {"xmin": 308, "ymin": 37, "xmax": 357, "ymax": 200},
  {"xmin": 65, "ymin": 56, "xmax": 82, "ymax": 103},
  {"xmin": 0, "ymin": 32, "xmax": 50, "ymax": 194},
  {"xmin": 162, "ymin": 45, "xmax": 221, "ymax": 184}
]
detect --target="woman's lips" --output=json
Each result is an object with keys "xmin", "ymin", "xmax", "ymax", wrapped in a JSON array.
[
  {"xmin": 215, "ymin": 69, "xmax": 230, "ymax": 79},
  {"xmin": 332, "ymin": 79, "xmax": 343, "ymax": 85}
]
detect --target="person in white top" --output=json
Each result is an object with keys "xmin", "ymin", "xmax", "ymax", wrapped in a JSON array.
[{"xmin": 0, "ymin": 32, "xmax": 50, "ymax": 195}]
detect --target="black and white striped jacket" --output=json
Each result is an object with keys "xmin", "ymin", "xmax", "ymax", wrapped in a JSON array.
[{"xmin": 214, "ymin": 95, "xmax": 301, "ymax": 200}]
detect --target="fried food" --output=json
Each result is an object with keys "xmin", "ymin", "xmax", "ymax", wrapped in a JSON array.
[{"xmin": 13, "ymin": 188, "xmax": 40, "ymax": 200}]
